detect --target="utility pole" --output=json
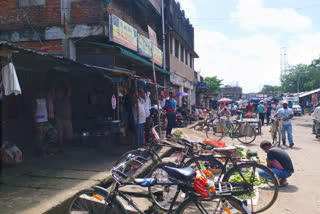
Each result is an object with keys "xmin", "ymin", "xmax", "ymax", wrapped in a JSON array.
[
  {"xmin": 297, "ymin": 71, "xmax": 300, "ymax": 94},
  {"xmin": 161, "ymin": 0, "xmax": 166, "ymax": 71}
]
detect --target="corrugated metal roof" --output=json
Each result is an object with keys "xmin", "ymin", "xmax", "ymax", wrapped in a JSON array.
[{"xmin": 299, "ymin": 88, "xmax": 320, "ymax": 98}]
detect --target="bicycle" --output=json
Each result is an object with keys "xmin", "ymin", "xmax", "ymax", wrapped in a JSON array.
[
  {"xmin": 148, "ymin": 138, "xmax": 279, "ymax": 213},
  {"xmin": 270, "ymin": 118, "xmax": 282, "ymax": 147},
  {"xmin": 205, "ymin": 116, "xmax": 234, "ymax": 139},
  {"xmin": 67, "ymin": 153, "xmax": 252, "ymax": 214},
  {"xmin": 206, "ymin": 119, "xmax": 256, "ymax": 144}
]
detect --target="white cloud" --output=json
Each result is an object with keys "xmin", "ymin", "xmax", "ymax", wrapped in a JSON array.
[
  {"xmin": 194, "ymin": 29, "xmax": 281, "ymax": 93},
  {"xmin": 287, "ymin": 33, "xmax": 320, "ymax": 65},
  {"xmin": 178, "ymin": 0, "xmax": 197, "ymax": 19},
  {"xmin": 231, "ymin": 0, "xmax": 312, "ymax": 32}
]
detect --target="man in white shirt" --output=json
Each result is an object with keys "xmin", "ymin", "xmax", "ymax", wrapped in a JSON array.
[
  {"xmin": 33, "ymin": 88, "xmax": 58, "ymax": 156},
  {"xmin": 132, "ymin": 90, "xmax": 147, "ymax": 148},
  {"xmin": 311, "ymin": 102, "xmax": 320, "ymax": 134},
  {"xmin": 273, "ymin": 101, "xmax": 294, "ymax": 147}
]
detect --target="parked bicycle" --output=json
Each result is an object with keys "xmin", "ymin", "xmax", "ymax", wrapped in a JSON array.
[
  {"xmin": 67, "ymin": 153, "xmax": 253, "ymax": 214},
  {"xmin": 206, "ymin": 119, "xmax": 256, "ymax": 144},
  {"xmin": 148, "ymin": 138, "xmax": 279, "ymax": 213}
]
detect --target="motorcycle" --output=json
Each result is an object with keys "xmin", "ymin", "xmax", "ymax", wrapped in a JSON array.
[{"xmin": 176, "ymin": 107, "xmax": 191, "ymax": 128}]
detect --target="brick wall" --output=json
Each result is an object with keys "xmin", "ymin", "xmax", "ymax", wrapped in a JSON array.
[
  {"xmin": 71, "ymin": 0, "xmax": 102, "ymax": 24},
  {"xmin": 0, "ymin": 0, "xmax": 61, "ymax": 30},
  {"xmin": 14, "ymin": 40, "xmax": 63, "ymax": 53}
]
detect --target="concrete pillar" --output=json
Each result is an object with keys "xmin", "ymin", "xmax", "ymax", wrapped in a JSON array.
[
  {"xmin": 188, "ymin": 88, "xmax": 192, "ymax": 110},
  {"xmin": 179, "ymin": 86, "xmax": 183, "ymax": 107},
  {"xmin": 61, "ymin": 0, "xmax": 71, "ymax": 58}
]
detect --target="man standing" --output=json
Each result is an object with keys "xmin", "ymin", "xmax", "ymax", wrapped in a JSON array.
[
  {"xmin": 266, "ymin": 102, "xmax": 272, "ymax": 125},
  {"xmin": 257, "ymin": 101, "xmax": 266, "ymax": 126},
  {"xmin": 133, "ymin": 90, "xmax": 147, "ymax": 148},
  {"xmin": 273, "ymin": 101, "xmax": 294, "ymax": 147},
  {"xmin": 311, "ymin": 102, "xmax": 320, "ymax": 134},
  {"xmin": 259, "ymin": 141, "xmax": 294, "ymax": 187},
  {"xmin": 165, "ymin": 92, "xmax": 176, "ymax": 138},
  {"xmin": 33, "ymin": 88, "xmax": 58, "ymax": 156},
  {"xmin": 55, "ymin": 84, "xmax": 73, "ymax": 152}
]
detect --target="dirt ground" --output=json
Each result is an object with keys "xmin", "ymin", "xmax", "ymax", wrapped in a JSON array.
[{"xmin": 180, "ymin": 114, "xmax": 320, "ymax": 214}]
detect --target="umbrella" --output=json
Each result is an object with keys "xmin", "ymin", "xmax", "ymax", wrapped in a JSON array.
[
  {"xmin": 250, "ymin": 98, "xmax": 260, "ymax": 102},
  {"xmin": 218, "ymin": 98, "xmax": 232, "ymax": 103},
  {"xmin": 175, "ymin": 92, "xmax": 188, "ymax": 97}
]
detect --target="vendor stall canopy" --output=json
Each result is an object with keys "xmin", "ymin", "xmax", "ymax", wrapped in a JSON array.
[{"xmin": 0, "ymin": 42, "xmax": 138, "ymax": 82}]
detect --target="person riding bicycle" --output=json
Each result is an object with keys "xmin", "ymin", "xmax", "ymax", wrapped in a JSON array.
[
  {"xmin": 259, "ymin": 141, "xmax": 294, "ymax": 187},
  {"xmin": 218, "ymin": 103, "xmax": 231, "ymax": 117}
]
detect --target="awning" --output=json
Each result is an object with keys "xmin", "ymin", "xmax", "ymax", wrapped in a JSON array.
[{"xmin": 87, "ymin": 42, "xmax": 171, "ymax": 75}]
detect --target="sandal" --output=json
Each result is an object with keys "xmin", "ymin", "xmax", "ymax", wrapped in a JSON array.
[{"xmin": 279, "ymin": 182, "xmax": 288, "ymax": 187}]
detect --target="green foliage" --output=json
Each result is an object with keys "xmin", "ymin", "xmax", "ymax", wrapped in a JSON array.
[
  {"xmin": 260, "ymin": 85, "xmax": 281, "ymax": 95},
  {"xmin": 280, "ymin": 60, "xmax": 320, "ymax": 93},
  {"xmin": 204, "ymin": 76, "xmax": 223, "ymax": 94}
]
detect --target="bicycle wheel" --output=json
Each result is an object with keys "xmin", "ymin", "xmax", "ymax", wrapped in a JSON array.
[
  {"xmin": 272, "ymin": 128, "xmax": 281, "ymax": 147},
  {"xmin": 185, "ymin": 156, "xmax": 225, "ymax": 182},
  {"xmin": 222, "ymin": 162, "xmax": 279, "ymax": 213},
  {"xmin": 115, "ymin": 148, "xmax": 161, "ymax": 180},
  {"xmin": 67, "ymin": 188, "xmax": 127, "ymax": 214},
  {"xmin": 147, "ymin": 162, "xmax": 186, "ymax": 211},
  {"xmin": 175, "ymin": 195, "xmax": 247, "ymax": 214},
  {"xmin": 206, "ymin": 125, "xmax": 225, "ymax": 141},
  {"xmin": 237, "ymin": 126, "xmax": 256, "ymax": 144}
]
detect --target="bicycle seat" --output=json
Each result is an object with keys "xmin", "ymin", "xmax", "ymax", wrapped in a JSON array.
[
  {"xmin": 162, "ymin": 166, "xmax": 195, "ymax": 181},
  {"xmin": 133, "ymin": 178, "xmax": 157, "ymax": 187},
  {"xmin": 213, "ymin": 146, "xmax": 237, "ymax": 156}
]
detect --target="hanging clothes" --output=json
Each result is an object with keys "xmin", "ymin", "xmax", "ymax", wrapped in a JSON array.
[{"xmin": 1, "ymin": 63, "xmax": 21, "ymax": 96}]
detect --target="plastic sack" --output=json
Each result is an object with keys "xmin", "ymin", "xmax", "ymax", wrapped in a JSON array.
[
  {"xmin": 193, "ymin": 170, "xmax": 216, "ymax": 198},
  {"xmin": 172, "ymin": 129, "xmax": 188, "ymax": 140},
  {"xmin": 239, "ymin": 123, "xmax": 254, "ymax": 137},
  {"xmin": 216, "ymin": 119, "xmax": 227, "ymax": 133},
  {"xmin": 203, "ymin": 139, "xmax": 226, "ymax": 148}
]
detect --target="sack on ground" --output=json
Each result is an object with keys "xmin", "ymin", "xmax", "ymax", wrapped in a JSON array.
[
  {"xmin": 2, "ymin": 144, "xmax": 22, "ymax": 164},
  {"xmin": 216, "ymin": 120, "xmax": 227, "ymax": 133}
]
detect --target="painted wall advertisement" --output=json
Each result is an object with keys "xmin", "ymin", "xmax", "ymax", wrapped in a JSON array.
[
  {"xmin": 137, "ymin": 34, "xmax": 152, "ymax": 58},
  {"xmin": 152, "ymin": 45, "xmax": 163, "ymax": 67},
  {"xmin": 109, "ymin": 14, "xmax": 138, "ymax": 51},
  {"xmin": 148, "ymin": 25, "xmax": 158, "ymax": 47}
]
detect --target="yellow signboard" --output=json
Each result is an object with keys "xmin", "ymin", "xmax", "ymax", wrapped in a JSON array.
[
  {"xmin": 152, "ymin": 44, "xmax": 163, "ymax": 67},
  {"xmin": 109, "ymin": 14, "xmax": 138, "ymax": 51},
  {"xmin": 138, "ymin": 34, "xmax": 152, "ymax": 58}
]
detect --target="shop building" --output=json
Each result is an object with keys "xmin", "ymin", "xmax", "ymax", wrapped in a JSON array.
[{"xmin": 164, "ymin": 0, "xmax": 199, "ymax": 110}]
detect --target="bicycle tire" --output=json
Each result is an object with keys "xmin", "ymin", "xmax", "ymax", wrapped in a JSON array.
[
  {"xmin": 67, "ymin": 188, "xmax": 127, "ymax": 214},
  {"xmin": 147, "ymin": 162, "xmax": 183, "ymax": 211},
  {"xmin": 222, "ymin": 162, "xmax": 279, "ymax": 213},
  {"xmin": 237, "ymin": 125, "xmax": 256, "ymax": 144},
  {"xmin": 175, "ymin": 195, "xmax": 248, "ymax": 214},
  {"xmin": 205, "ymin": 125, "xmax": 225, "ymax": 141}
]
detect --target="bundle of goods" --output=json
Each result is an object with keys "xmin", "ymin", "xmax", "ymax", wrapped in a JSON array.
[{"xmin": 203, "ymin": 138, "xmax": 226, "ymax": 148}]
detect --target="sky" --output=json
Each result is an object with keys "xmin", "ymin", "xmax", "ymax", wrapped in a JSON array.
[{"xmin": 178, "ymin": 0, "xmax": 320, "ymax": 93}]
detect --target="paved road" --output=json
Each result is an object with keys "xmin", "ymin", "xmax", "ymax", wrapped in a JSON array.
[{"xmin": 183, "ymin": 115, "xmax": 320, "ymax": 213}]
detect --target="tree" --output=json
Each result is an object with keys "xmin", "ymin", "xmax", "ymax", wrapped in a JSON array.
[
  {"xmin": 280, "ymin": 62, "xmax": 320, "ymax": 93},
  {"xmin": 204, "ymin": 76, "xmax": 223, "ymax": 94}
]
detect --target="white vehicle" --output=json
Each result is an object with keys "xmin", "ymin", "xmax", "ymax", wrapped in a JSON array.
[{"xmin": 284, "ymin": 96, "xmax": 302, "ymax": 116}]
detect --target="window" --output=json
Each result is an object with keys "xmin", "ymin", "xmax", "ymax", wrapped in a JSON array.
[
  {"xmin": 19, "ymin": 0, "xmax": 45, "ymax": 7},
  {"xmin": 190, "ymin": 55, "xmax": 193, "ymax": 68},
  {"xmin": 175, "ymin": 39, "xmax": 179, "ymax": 58},
  {"xmin": 181, "ymin": 45, "xmax": 184, "ymax": 62},
  {"xmin": 185, "ymin": 51, "xmax": 188, "ymax": 66}
]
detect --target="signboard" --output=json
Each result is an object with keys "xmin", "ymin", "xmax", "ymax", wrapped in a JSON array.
[
  {"xmin": 148, "ymin": 0, "xmax": 161, "ymax": 14},
  {"xmin": 198, "ymin": 82, "xmax": 207, "ymax": 88},
  {"xmin": 112, "ymin": 95, "xmax": 116, "ymax": 110},
  {"xmin": 109, "ymin": 14, "xmax": 138, "ymax": 51},
  {"xmin": 151, "ymin": 45, "xmax": 163, "ymax": 67},
  {"xmin": 148, "ymin": 25, "xmax": 158, "ymax": 47},
  {"xmin": 138, "ymin": 34, "xmax": 152, "ymax": 58}
]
